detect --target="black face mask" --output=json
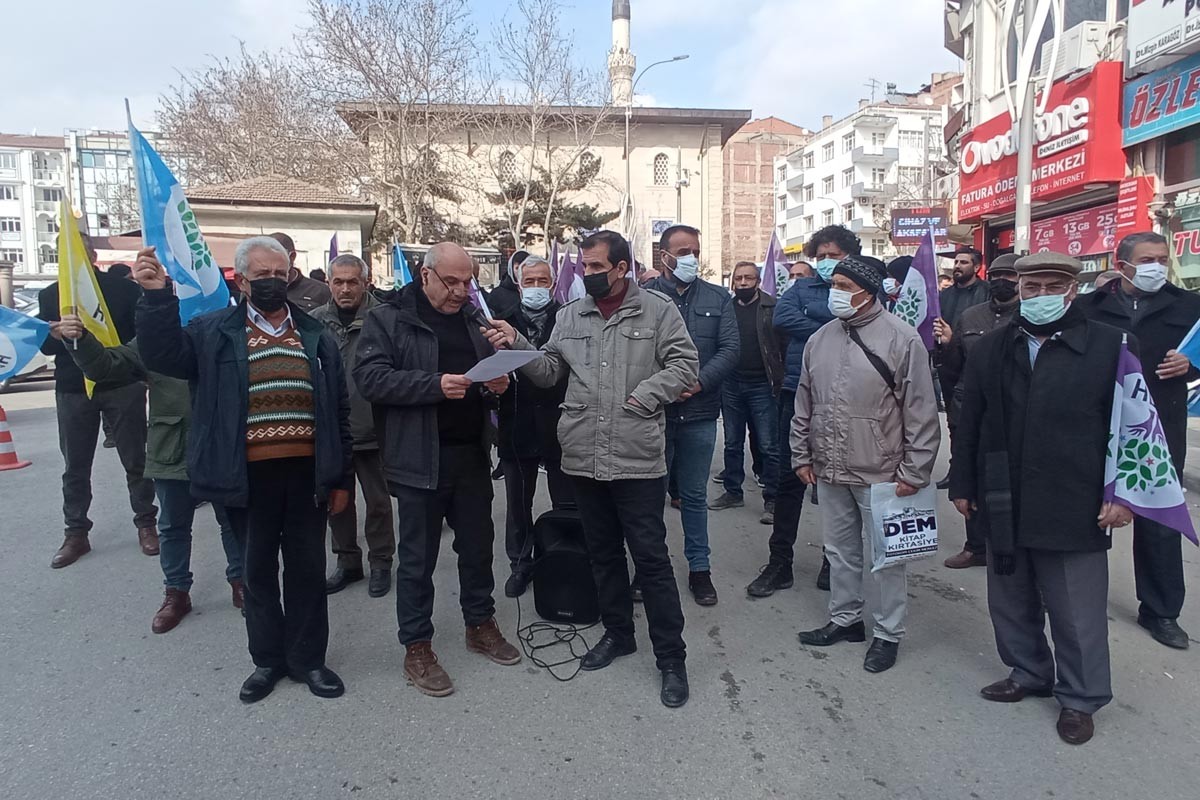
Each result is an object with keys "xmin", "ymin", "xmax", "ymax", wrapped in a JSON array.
[
  {"xmin": 734, "ymin": 287, "xmax": 758, "ymax": 303},
  {"xmin": 989, "ymin": 278, "xmax": 1018, "ymax": 303},
  {"xmin": 584, "ymin": 270, "xmax": 614, "ymax": 299},
  {"xmin": 247, "ymin": 277, "xmax": 288, "ymax": 313}
]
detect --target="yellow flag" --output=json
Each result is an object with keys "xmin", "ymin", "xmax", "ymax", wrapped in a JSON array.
[{"xmin": 57, "ymin": 202, "xmax": 119, "ymax": 397}]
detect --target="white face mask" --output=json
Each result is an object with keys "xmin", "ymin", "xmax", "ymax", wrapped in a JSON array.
[
  {"xmin": 1125, "ymin": 261, "xmax": 1168, "ymax": 294},
  {"xmin": 520, "ymin": 286, "xmax": 552, "ymax": 310},
  {"xmin": 669, "ymin": 253, "xmax": 700, "ymax": 284},
  {"xmin": 882, "ymin": 277, "xmax": 901, "ymax": 296},
  {"xmin": 828, "ymin": 287, "xmax": 867, "ymax": 320}
]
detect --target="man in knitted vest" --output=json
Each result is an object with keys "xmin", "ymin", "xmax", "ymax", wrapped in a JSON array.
[{"xmin": 135, "ymin": 236, "xmax": 353, "ymax": 705}]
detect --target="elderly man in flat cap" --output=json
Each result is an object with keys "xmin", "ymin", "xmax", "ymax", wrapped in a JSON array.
[
  {"xmin": 938, "ymin": 253, "xmax": 1021, "ymax": 569},
  {"xmin": 949, "ymin": 251, "xmax": 1135, "ymax": 746},
  {"xmin": 792, "ymin": 254, "xmax": 941, "ymax": 675}
]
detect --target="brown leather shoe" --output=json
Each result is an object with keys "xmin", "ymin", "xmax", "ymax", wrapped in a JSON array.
[
  {"xmin": 1056, "ymin": 708, "xmax": 1095, "ymax": 745},
  {"xmin": 944, "ymin": 548, "xmax": 987, "ymax": 569},
  {"xmin": 404, "ymin": 642, "xmax": 454, "ymax": 697},
  {"xmin": 465, "ymin": 617, "xmax": 522, "ymax": 666},
  {"xmin": 138, "ymin": 526, "xmax": 160, "ymax": 556},
  {"xmin": 151, "ymin": 589, "xmax": 192, "ymax": 634},
  {"xmin": 980, "ymin": 678, "xmax": 1053, "ymax": 703},
  {"xmin": 51, "ymin": 535, "xmax": 91, "ymax": 569},
  {"xmin": 229, "ymin": 579, "xmax": 245, "ymax": 610}
]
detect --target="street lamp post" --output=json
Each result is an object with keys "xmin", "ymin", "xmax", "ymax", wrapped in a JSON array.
[{"xmin": 624, "ymin": 55, "xmax": 689, "ymax": 239}]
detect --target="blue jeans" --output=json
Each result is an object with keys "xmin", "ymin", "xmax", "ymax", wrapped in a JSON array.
[
  {"xmin": 721, "ymin": 377, "xmax": 779, "ymax": 502},
  {"xmin": 155, "ymin": 478, "xmax": 243, "ymax": 591},
  {"xmin": 665, "ymin": 419, "xmax": 717, "ymax": 572}
]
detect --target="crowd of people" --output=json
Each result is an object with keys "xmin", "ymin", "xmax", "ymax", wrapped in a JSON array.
[{"xmin": 34, "ymin": 222, "xmax": 1197, "ymax": 744}]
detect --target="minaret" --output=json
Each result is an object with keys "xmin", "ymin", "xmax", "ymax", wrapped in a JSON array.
[{"xmin": 608, "ymin": 0, "xmax": 635, "ymax": 106}]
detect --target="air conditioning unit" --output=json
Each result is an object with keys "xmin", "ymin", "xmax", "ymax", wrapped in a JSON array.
[{"xmin": 1035, "ymin": 21, "xmax": 1109, "ymax": 81}]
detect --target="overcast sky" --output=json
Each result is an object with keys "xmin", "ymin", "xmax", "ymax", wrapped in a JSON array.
[{"xmin": 1, "ymin": 0, "xmax": 960, "ymax": 135}]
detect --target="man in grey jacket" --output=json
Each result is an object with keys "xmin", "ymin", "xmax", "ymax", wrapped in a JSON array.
[
  {"xmin": 313, "ymin": 255, "xmax": 395, "ymax": 598},
  {"xmin": 792, "ymin": 255, "xmax": 941, "ymax": 674},
  {"xmin": 488, "ymin": 230, "xmax": 699, "ymax": 708}
]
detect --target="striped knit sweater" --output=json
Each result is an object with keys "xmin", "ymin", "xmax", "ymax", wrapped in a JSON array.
[{"xmin": 245, "ymin": 324, "xmax": 316, "ymax": 462}]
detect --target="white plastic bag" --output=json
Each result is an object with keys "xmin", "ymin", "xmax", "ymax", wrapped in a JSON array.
[{"xmin": 869, "ymin": 483, "xmax": 939, "ymax": 572}]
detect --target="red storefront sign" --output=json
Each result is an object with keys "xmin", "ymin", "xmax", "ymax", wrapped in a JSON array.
[
  {"xmin": 957, "ymin": 61, "xmax": 1126, "ymax": 221},
  {"xmin": 1115, "ymin": 175, "xmax": 1156, "ymax": 238},
  {"xmin": 997, "ymin": 202, "xmax": 1118, "ymax": 256}
]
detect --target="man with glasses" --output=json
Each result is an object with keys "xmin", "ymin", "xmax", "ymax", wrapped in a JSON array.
[
  {"xmin": 950, "ymin": 251, "xmax": 1134, "ymax": 746},
  {"xmin": 1081, "ymin": 232, "xmax": 1200, "ymax": 650},
  {"xmin": 355, "ymin": 242, "xmax": 521, "ymax": 698}
]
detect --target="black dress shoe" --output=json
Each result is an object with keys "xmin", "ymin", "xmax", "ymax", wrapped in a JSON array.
[
  {"xmin": 289, "ymin": 666, "xmax": 345, "ymax": 698},
  {"xmin": 980, "ymin": 678, "xmax": 1053, "ymax": 703},
  {"xmin": 688, "ymin": 571, "xmax": 718, "ymax": 606},
  {"xmin": 1057, "ymin": 708, "xmax": 1095, "ymax": 745},
  {"xmin": 863, "ymin": 638, "xmax": 899, "ymax": 673},
  {"xmin": 660, "ymin": 663, "xmax": 689, "ymax": 708},
  {"xmin": 816, "ymin": 556, "xmax": 831, "ymax": 591},
  {"xmin": 798, "ymin": 620, "xmax": 866, "ymax": 646},
  {"xmin": 368, "ymin": 567, "xmax": 392, "ymax": 598},
  {"xmin": 326, "ymin": 567, "xmax": 364, "ymax": 595},
  {"xmin": 504, "ymin": 566, "xmax": 533, "ymax": 598},
  {"xmin": 1138, "ymin": 613, "xmax": 1190, "ymax": 650},
  {"xmin": 746, "ymin": 563, "xmax": 794, "ymax": 598},
  {"xmin": 580, "ymin": 632, "xmax": 637, "ymax": 671},
  {"xmin": 239, "ymin": 666, "xmax": 287, "ymax": 704}
]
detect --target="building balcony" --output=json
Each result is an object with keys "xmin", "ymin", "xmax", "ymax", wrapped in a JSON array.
[
  {"xmin": 786, "ymin": 173, "xmax": 805, "ymax": 191},
  {"xmin": 847, "ymin": 217, "xmax": 881, "ymax": 234},
  {"xmin": 851, "ymin": 181, "xmax": 898, "ymax": 199},
  {"xmin": 33, "ymin": 169, "xmax": 64, "ymax": 184},
  {"xmin": 854, "ymin": 114, "xmax": 896, "ymax": 129},
  {"xmin": 786, "ymin": 204, "xmax": 806, "ymax": 220},
  {"xmin": 851, "ymin": 145, "xmax": 898, "ymax": 163},
  {"xmin": 0, "ymin": 231, "xmax": 21, "ymax": 244},
  {"xmin": 35, "ymin": 201, "xmax": 58, "ymax": 213}
]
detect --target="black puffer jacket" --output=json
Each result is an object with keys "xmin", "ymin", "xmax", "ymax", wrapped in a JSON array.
[
  {"xmin": 495, "ymin": 301, "xmax": 567, "ymax": 461},
  {"xmin": 643, "ymin": 276, "xmax": 739, "ymax": 423}
]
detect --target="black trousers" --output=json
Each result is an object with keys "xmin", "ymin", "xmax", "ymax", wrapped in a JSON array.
[
  {"xmin": 55, "ymin": 383, "xmax": 157, "ymax": 536},
  {"xmin": 329, "ymin": 449, "xmax": 395, "ymax": 571},
  {"xmin": 767, "ymin": 388, "xmax": 808, "ymax": 568},
  {"xmin": 1133, "ymin": 516, "xmax": 1186, "ymax": 620},
  {"xmin": 393, "ymin": 444, "xmax": 496, "ymax": 645},
  {"xmin": 500, "ymin": 455, "xmax": 573, "ymax": 570},
  {"xmin": 570, "ymin": 475, "xmax": 686, "ymax": 668},
  {"xmin": 225, "ymin": 457, "xmax": 329, "ymax": 672}
]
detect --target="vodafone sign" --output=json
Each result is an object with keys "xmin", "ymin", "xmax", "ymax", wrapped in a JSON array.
[{"xmin": 957, "ymin": 61, "xmax": 1126, "ymax": 222}]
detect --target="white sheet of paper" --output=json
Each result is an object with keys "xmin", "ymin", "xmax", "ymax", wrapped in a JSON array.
[{"xmin": 464, "ymin": 349, "xmax": 543, "ymax": 382}]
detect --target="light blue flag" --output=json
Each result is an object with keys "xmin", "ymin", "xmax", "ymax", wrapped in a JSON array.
[
  {"xmin": 127, "ymin": 117, "xmax": 229, "ymax": 323},
  {"xmin": 393, "ymin": 244, "xmax": 413, "ymax": 289},
  {"xmin": 0, "ymin": 307, "xmax": 50, "ymax": 382}
]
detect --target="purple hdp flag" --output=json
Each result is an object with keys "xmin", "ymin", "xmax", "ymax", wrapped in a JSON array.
[
  {"xmin": 761, "ymin": 230, "xmax": 786, "ymax": 297},
  {"xmin": 1104, "ymin": 338, "xmax": 1198, "ymax": 544},
  {"xmin": 892, "ymin": 226, "xmax": 941, "ymax": 350},
  {"xmin": 468, "ymin": 278, "xmax": 493, "ymax": 319},
  {"xmin": 329, "ymin": 233, "xmax": 338, "ymax": 261}
]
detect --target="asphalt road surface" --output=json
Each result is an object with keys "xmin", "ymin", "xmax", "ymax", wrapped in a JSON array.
[{"xmin": 1, "ymin": 380, "xmax": 1197, "ymax": 800}]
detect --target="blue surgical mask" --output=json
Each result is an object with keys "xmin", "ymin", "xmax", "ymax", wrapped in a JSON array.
[
  {"xmin": 1020, "ymin": 293, "xmax": 1069, "ymax": 325},
  {"xmin": 814, "ymin": 258, "xmax": 838, "ymax": 283},
  {"xmin": 828, "ymin": 288, "xmax": 866, "ymax": 320},
  {"xmin": 520, "ymin": 286, "xmax": 551, "ymax": 311},
  {"xmin": 669, "ymin": 254, "xmax": 699, "ymax": 284}
]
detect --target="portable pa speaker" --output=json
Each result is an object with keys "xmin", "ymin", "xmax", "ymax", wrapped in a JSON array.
[{"xmin": 532, "ymin": 509, "xmax": 600, "ymax": 624}]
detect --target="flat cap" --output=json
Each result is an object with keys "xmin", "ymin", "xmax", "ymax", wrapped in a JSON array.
[
  {"xmin": 987, "ymin": 253, "xmax": 1020, "ymax": 275},
  {"xmin": 1014, "ymin": 251, "xmax": 1083, "ymax": 277}
]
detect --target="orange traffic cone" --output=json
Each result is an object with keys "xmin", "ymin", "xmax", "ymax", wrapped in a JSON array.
[{"xmin": 0, "ymin": 404, "xmax": 31, "ymax": 471}]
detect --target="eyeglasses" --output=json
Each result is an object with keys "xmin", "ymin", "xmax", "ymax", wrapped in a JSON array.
[
  {"xmin": 1019, "ymin": 278, "xmax": 1072, "ymax": 296},
  {"xmin": 426, "ymin": 268, "xmax": 468, "ymax": 292}
]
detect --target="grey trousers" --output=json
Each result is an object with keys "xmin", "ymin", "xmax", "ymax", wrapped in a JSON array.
[
  {"xmin": 986, "ymin": 546, "xmax": 1112, "ymax": 715},
  {"xmin": 820, "ymin": 482, "xmax": 907, "ymax": 642},
  {"xmin": 55, "ymin": 383, "xmax": 157, "ymax": 536}
]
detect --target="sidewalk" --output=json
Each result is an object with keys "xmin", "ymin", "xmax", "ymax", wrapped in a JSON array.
[{"xmin": 1185, "ymin": 417, "xmax": 1200, "ymax": 494}]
